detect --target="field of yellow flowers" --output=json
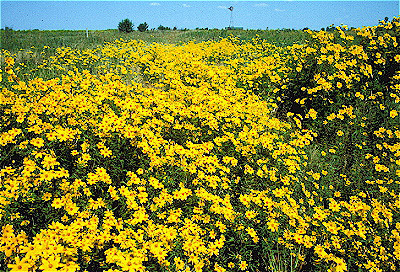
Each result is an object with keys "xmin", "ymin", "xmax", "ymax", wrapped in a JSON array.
[{"xmin": 1, "ymin": 18, "xmax": 399, "ymax": 272}]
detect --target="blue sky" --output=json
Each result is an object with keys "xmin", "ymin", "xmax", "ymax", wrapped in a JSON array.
[{"xmin": 1, "ymin": 1, "xmax": 399, "ymax": 30}]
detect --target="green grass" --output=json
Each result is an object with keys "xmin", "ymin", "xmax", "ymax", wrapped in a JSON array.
[{"xmin": 1, "ymin": 28, "xmax": 310, "ymax": 53}]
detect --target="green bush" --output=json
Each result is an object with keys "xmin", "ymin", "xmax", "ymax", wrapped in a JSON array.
[
  {"xmin": 158, "ymin": 25, "xmax": 171, "ymax": 31},
  {"xmin": 137, "ymin": 22, "xmax": 149, "ymax": 32},
  {"xmin": 118, "ymin": 18, "xmax": 133, "ymax": 33}
]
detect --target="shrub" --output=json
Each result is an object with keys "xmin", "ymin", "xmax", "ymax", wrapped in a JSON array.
[
  {"xmin": 158, "ymin": 25, "xmax": 170, "ymax": 31},
  {"xmin": 118, "ymin": 18, "xmax": 133, "ymax": 33},
  {"xmin": 137, "ymin": 22, "xmax": 148, "ymax": 32}
]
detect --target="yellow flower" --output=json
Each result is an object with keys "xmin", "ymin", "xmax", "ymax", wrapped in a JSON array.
[
  {"xmin": 312, "ymin": 172, "xmax": 321, "ymax": 180},
  {"xmin": 100, "ymin": 148, "xmax": 112, "ymax": 157},
  {"xmin": 7, "ymin": 256, "xmax": 31, "ymax": 271},
  {"xmin": 42, "ymin": 192, "xmax": 52, "ymax": 201},
  {"xmin": 314, "ymin": 245, "xmax": 328, "ymax": 258},
  {"xmin": 52, "ymin": 198, "xmax": 63, "ymax": 209},
  {"xmin": 390, "ymin": 110, "xmax": 398, "ymax": 118},
  {"xmin": 39, "ymin": 255, "xmax": 62, "ymax": 271},
  {"xmin": 174, "ymin": 257, "xmax": 185, "ymax": 270},
  {"xmin": 375, "ymin": 164, "xmax": 389, "ymax": 172},
  {"xmin": 5, "ymin": 57, "xmax": 15, "ymax": 66},
  {"xmin": 81, "ymin": 153, "xmax": 91, "ymax": 161},
  {"xmin": 245, "ymin": 210, "xmax": 258, "ymax": 219},
  {"xmin": 246, "ymin": 227, "xmax": 257, "ymax": 237},
  {"xmin": 307, "ymin": 108, "xmax": 317, "ymax": 119},
  {"xmin": 244, "ymin": 164, "xmax": 254, "ymax": 174},
  {"xmin": 329, "ymin": 199, "xmax": 341, "ymax": 212},
  {"xmin": 214, "ymin": 263, "xmax": 226, "ymax": 272},
  {"xmin": 323, "ymin": 221, "xmax": 340, "ymax": 235},
  {"xmin": 239, "ymin": 261, "xmax": 248, "ymax": 271},
  {"xmin": 30, "ymin": 138, "xmax": 44, "ymax": 148},
  {"xmin": 42, "ymin": 155, "xmax": 59, "ymax": 169},
  {"xmin": 267, "ymin": 218, "xmax": 279, "ymax": 232}
]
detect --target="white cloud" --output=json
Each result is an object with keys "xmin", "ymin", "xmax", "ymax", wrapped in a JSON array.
[
  {"xmin": 254, "ymin": 3, "xmax": 269, "ymax": 7},
  {"xmin": 150, "ymin": 3, "xmax": 160, "ymax": 6},
  {"xmin": 274, "ymin": 8, "xmax": 285, "ymax": 12},
  {"xmin": 182, "ymin": 4, "xmax": 191, "ymax": 8},
  {"xmin": 217, "ymin": 6, "xmax": 228, "ymax": 9}
]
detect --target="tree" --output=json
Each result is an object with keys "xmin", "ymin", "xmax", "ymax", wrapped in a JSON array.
[
  {"xmin": 138, "ymin": 22, "xmax": 149, "ymax": 32},
  {"xmin": 158, "ymin": 25, "xmax": 170, "ymax": 31},
  {"xmin": 118, "ymin": 19, "xmax": 133, "ymax": 33}
]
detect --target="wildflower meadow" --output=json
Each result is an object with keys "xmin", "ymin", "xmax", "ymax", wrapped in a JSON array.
[{"xmin": 0, "ymin": 17, "xmax": 399, "ymax": 272}]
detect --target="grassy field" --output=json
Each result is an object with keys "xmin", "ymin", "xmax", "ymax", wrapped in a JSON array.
[
  {"xmin": 0, "ymin": 19, "xmax": 399, "ymax": 272},
  {"xmin": 1, "ymin": 28, "xmax": 310, "ymax": 51}
]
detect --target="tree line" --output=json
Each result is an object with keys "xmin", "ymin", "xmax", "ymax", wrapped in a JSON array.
[{"xmin": 118, "ymin": 18, "xmax": 180, "ymax": 33}]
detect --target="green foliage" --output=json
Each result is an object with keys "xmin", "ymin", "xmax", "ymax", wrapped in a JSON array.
[
  {"xmin": 118, "ymin": 18, "xmax": 133, "ymax": 33},
  {"xmin": 137, "ymin": 22, "xmax": 149, "ymax": 32},
  {"xmin": 157, "ymin": 25, "xmax": 171, "ymax": 31}
]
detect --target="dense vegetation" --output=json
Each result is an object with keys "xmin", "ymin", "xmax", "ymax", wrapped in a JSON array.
[
  {"xmin": 0, "ymin": 28, "xmax": 310, "ymax": 52},
  {"xmin": 0, "ymin": 17, "xmax": 399, "ymax": 272}
]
